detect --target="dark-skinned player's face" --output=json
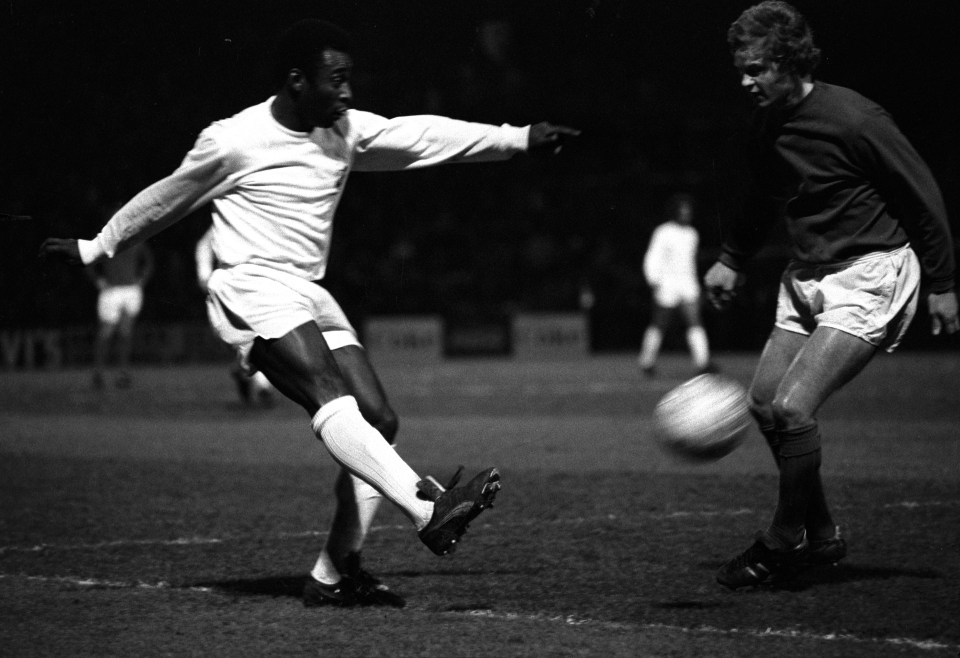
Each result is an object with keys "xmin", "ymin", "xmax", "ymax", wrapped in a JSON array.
[{"xmin": 299, "ymin": 48, "xmax": 353, "ymax": 129}]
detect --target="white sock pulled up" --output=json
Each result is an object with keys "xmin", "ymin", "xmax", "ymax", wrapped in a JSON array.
[{"xmin": 311, "ymin": 396, "xmax": 432, "ymax": 530}]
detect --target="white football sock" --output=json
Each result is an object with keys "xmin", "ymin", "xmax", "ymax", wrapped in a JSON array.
[
  {"xmin": 310, "ymin": 551, "xmax": 341, "ymax": 585},
  {"xmin": 311, "ymin": 396, "xmax": 432, "ymax": 530},
  {"xmin": 324, "ymin": 468, "xmax": 385, "ymax": 564},
  {"xmin": 687, "ymin": 326, "xmax": 710, "ymax": 369},
  {"xmin": 639, "ymin": 327, "xmax": 663, "ymax": 368},
  {"xmin": 250, "ymin": 371, "xmax": 272, "ymax": 394},
  {"xmin": 347, "ymin": 473, "xmax": 384, "ymax": 546}
]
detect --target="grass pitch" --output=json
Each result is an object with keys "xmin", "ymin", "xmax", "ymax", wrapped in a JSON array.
[{"xmin": 1, "ymin": 352, "xmax": 958, "ymax": 656}]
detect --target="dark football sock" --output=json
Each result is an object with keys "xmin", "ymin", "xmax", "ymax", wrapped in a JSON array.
[
  {"xmin": 770, "ymin": 448, "xmax": 822, "ymax": 547},
  {"xmin": 803, "ymin": 471, "xmax": 836, "ymax": 541},
  {"xmin": 762, "ymin": 426, "xmax": 834, "ymax": 539},
  {"xmin": 758, "ymin": 423, "xmax": 780, "ymax": 466}
]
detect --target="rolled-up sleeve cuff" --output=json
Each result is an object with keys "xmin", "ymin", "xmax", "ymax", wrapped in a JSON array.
[
  {"xmin": 506, "ymin": 125, "xmax": 531, "ymax": 152},
  {"xmin": 77, "ymin": 237, "xmax": 108, "ymax": 265}
]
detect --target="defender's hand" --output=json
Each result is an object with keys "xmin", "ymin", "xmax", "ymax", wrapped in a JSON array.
[
  {"xmin": 704, "ymin": 261, "xmax": 746, "ymax": 311},
  {"xmin": 928, "ymin": 291, "xmax": 959, "ymax": 335},
  {"xmin": 38, "ymin": 238, "xmax": 83, "ymax": 265},
  {"xmin": 528, "ymin": 122, "xmax": 581, "ymax": 156}
]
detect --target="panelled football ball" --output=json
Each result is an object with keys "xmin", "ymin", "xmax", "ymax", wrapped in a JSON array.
[{"xmin": 653, "ymin": 374, "xmax": 751, "ymax": 462}]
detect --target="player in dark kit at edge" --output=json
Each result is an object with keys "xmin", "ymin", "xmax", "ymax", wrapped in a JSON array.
[
  {"xmin": 704, "ymin": 1, "xmax": 959, "ymax": 589},
  {"xmin": 733, "ymin": 65, "xmax": 954, "ymax": 291}
]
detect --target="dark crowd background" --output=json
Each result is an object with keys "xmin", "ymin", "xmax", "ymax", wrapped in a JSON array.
[{"xmin": 2, "ymin": 0, "xmax": 958, "ymax": 352}]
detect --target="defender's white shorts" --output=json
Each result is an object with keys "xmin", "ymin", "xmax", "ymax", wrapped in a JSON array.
[
  {"xmin": 206, "ymin": 264, "xmax": 361, "ymax": 371},
  {"xmin": 97, "ymin": 285, "xmax": 144, "ymax": 324},
  {"xmin": 775, "ymin": 244, "xmax": 920, "ymax": 352}
]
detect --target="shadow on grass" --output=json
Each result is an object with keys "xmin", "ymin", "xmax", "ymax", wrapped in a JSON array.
[
  {"xmin": 192, "ymin": 567, "xmax": 523, "ymax": 599},
  {"xmin": 768, "ymin": 563, "xmax": 943, "ymax": 592},
  {"xmin": 697, "ymin": 559, "xmax": 943, "ymax": 593}
]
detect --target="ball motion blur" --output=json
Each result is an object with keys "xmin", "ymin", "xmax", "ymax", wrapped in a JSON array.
[{"xmin": 653, "ymin": 374, "xmax": 751, "ymax": 462}]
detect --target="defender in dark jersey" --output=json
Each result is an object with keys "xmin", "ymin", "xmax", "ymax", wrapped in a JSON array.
[{"xmin": 705, "ymin": 1, "xmax": 958, "ymax": 589}]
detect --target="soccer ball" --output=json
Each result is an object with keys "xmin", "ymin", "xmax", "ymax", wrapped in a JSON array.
[{"xmin": 653, "ymin": 374, "xmax": 751, "ymax": 462}]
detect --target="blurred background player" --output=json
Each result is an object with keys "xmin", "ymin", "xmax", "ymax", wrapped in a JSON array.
[
  {"xmin": 87, "ymin": 239, "xmax": 153, "ymax": 389},
  {"xmin": 195, "ymin": 226, "xmax": 274, "ymax": 407},
  {"xmin": 39, "ymin": 19, "xmax": 578, "ymax": 607},
  {"xmin": 705, "ymin": 1, "xmax": 959, "ymax": 589},
  {"xmin": 638, "ymin": 192, "xmax": 712, "ymax": 376}
]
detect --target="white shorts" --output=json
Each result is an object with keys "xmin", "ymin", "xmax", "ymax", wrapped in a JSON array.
[
  {"xmin": 206, "ymin": 264, "xmax": 361, "ymax": 371},
  {"xmin": 653, "ymin": 281, "xmax": 700, "ymax": 308},
  {"xmin": 97, "ymin": 285, "xmax": 143, "ymax": 324},
  {"xmin": 775, "ymin": 244, "xmax": 920, "ymax": 352}
]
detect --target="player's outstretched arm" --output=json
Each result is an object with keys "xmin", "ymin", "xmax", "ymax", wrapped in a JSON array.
[
  {"xmin": 528, "ymin": 122, "xmax": 581, "ymax": 156},
  {"xmin": 38, "ymin": 238, "xmax": 82, "ymax": 266},
  {"xmin": 928, "ymin": 291, "xmax": 959, "ymax": 335}
]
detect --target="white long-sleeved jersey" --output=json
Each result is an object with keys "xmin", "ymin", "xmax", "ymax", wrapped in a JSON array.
[
  {"xmin": 80, "ymin": 98, "xmax": 530, "ymax": 281},
  {"xmin": 643, "ymin": 221, "xmax": 700, "ymax": 304}
]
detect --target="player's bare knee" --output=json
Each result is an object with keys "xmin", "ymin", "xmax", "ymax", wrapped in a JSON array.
[
  {"xmin": 747, "ymin": 384, "xmax": 780, "ymax": 426},
  {"xmin": 770, "ymin": 396, "xmax": 814, "ymax": 433},
  {"xmin": 765, "ymin": 380, "xmax": 821, "ymax": 459},
  {"xmin": 748, "ymin": 396, "xmax": 773, "ymax": 428},
  {"xmin": 369, "ymin": 404, "xmax": 399, "ymax": 444}
]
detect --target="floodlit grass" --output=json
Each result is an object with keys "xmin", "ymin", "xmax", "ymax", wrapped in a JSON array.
[{"xmin": 1, "ymin": 353, "xmax": 958, "ymax": 656}]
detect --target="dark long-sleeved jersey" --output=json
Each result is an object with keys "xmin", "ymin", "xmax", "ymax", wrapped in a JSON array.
[{"xmin": 719, "ymin": 82, "xmax": 955, "ymax": 294}]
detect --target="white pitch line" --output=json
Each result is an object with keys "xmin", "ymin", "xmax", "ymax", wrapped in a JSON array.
[
  {"xmin": 882, "ymin": 500, "xmax": 960, "ymax": 509},
  {"xmin": 0, "ymin": 535, "xmax": 227, "ymax": 555},
  {"xmin": 0, "ymin": 572, "xmax": 213, "ymax": 593},
  {"xmin": 457, "ymin": 610, "xmax": 958, "ymax": 653},
  {"xmin": 0, "ymin": 499, "xmax": 956, "ymax": 555},
  {"xmin": 0, "ymin": 572, "xmax": 954, "ymax": 653}
]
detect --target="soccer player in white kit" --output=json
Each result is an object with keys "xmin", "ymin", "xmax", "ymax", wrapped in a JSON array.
[
  {"xmin": 39, "ymin": 19, "xmax": 580, "ymax": 607},
  {"xmin": 638, "ymin": 193, "xmax": 712, "ymax": 375}
]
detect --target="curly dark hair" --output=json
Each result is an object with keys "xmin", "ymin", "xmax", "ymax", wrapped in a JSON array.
[
  {"xmin": 272, "ymin": 19, "xmax": 353, "ymax": 85},
  {"xmin": 727, "ymin": 1, "xmax": 821, "ymax": 77}
]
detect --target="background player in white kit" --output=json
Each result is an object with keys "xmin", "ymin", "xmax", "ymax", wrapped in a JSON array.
[
  {"xmin": 638, "ymin": 193, "xmax": 712, "ymax": 376},
  {"xmin": 39, "ymin": 19, "xmax": 579, "ymax": 607},
  {"xmin": 88, "ymin": 240, "xmax": 154, "ymax": 389},
  {"xmin": 195, "ymin": 226, "xmax": 275, "ymax": 408}
]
